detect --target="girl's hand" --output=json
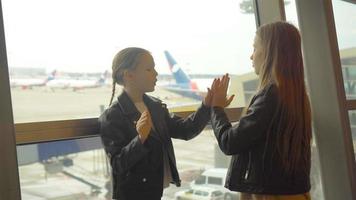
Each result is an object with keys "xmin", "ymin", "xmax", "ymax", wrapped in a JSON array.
[
  {"xmin": 136, "ymin": 110, "xmax": 152, "ymax": 143},
  {"xmin": 210, "ymin": 74, "xmax": 235, "ymax": 108},
  {"xmin": 203, "ymin": 87, "xmax": 213, "ymax": 107}
]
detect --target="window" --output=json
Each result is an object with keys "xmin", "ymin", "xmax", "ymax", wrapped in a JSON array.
[
  {"xmin": 17, "ymin": 137, "xmax": 109, "ymax": 199},
  {"xmin": 194, "ymin": 175, "xmax": 207, "ymax": 185},
  {"xmin": 8, "ymin": 0, "xmax": 255, "ymax": 199},
  {"xmin": 207, "ymin": 177, "xmax": 223, "ymax": 185},
  {"xmin": 194, "ymin": 190, "xmax": 209, "ymax": 197},
  {"xmin": 332, "ymin": 0, "xmax": 356, "ymax": 100},
  {"xmin": 212, "ymin": 191, "xmax": 224, "ymax": 197},
  {"xmin": 332, "ymin": 0, "xmax": 356, "ymax": 162},
  {"xmin": 332, "ymin": 0, "xmax": 356, "ymax": 134},
  {"xmin": 2, "ymin": 0, "xmax": 257, "ymax": 123},
  {"xmin": 348, "ymin": 110, "xmax": 356, "ymax": 159}
]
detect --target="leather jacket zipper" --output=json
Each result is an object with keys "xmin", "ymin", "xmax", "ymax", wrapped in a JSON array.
[{"xmin": 244, "ymin": 152, "xmax": 252, "ymax": 180}]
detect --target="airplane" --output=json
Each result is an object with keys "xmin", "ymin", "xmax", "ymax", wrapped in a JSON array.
[
  {"xmin": 162, "ymin": 50, "xmax": 213, "ymax": 101},
  {"xmin": 46, "ymin": 70, "xmax": 110, "ymax": 91},
  {"xmin": 16, "ymin": 52, "xmax": 213, "ymax": 170},
  {"xmin": 70, "ymin": 70, "xmax": 110, "ymax": 91},
  {"xmin": 10, "ymin": 70, "xmax": 57, "ymax": 89},
  {"xmin": 162, "ymin": 50, "xmax": 260, "ymax": 110}
]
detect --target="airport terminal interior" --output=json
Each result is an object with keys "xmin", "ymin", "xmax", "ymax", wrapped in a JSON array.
[{"xmin": 0, "ymin": 0, "xmax": 356, "ymax": 199}]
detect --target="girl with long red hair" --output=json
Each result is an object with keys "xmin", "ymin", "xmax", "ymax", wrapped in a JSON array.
[{"xmin": 210, "ymin": 21, "xmax": 312, "ymax": 200}]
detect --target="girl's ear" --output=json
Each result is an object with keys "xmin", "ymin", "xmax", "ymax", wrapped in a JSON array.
[{"xmin": 123, "ymin": 70, "xmax": 133, "ymax": 82}]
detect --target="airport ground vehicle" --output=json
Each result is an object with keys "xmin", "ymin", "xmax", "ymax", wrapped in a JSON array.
[
  {"xmin": 175, "ymin": 186, "xmax": 224, "ymax": 200},
  {"xmin": 190, "ymin": 168, "xmax": 239, "ymax": 200}
]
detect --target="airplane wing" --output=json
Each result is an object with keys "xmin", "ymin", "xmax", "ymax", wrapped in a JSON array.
[{"xmin": 158, "ymin": 85, "xmax": 205, "ymax": 101}]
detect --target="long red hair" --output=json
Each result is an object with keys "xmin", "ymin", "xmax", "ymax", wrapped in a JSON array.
[{"xmin": 257, "ymin": 21, "xmax": 312, "ymax": 175}]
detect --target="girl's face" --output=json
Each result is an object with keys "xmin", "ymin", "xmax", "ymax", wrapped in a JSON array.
[
  {"xmin": 250, "ymin": 35, "xmax": 264, "ymax": 75},
  {"xmin": 126, "ymin": 53, "xmax": 158, "ymax": 93}
]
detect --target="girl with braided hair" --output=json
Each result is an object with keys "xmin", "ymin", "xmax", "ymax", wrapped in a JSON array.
[{"xmin": 99, "ymin": 47, "xmax": 215, "ymax": 200}]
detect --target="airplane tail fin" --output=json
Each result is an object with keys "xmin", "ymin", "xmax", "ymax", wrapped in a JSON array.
[
  {"xmin": 164, "ymin": 51, "xmax": 191, "ymax": 85},
  {"xmin": 164, "ymin": 50, "xmax": 200, "ymax": 93},
  {"xmin": 96, "ymin": 70, "xmax": 110, "ymax": 85},
  {"xmin": 44, "ymin": 69, "xmax": 57, "ymax": 84}
]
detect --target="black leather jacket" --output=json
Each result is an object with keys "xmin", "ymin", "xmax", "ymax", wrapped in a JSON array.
[
  {"xmin": 211, "ymin": 84, "xmax": 311, "ymax": 195},
  {"xmin": 99, "ymin": 91, "xmax": 210, "ymax": 199}
]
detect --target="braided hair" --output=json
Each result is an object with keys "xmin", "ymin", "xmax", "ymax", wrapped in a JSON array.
[{"xmin": 109, "ymin": 47, "xmax": 150, "ymax": 106}]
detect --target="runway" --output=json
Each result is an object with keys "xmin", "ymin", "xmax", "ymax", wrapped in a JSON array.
[{"xmin": 10, "ymin": 86, "xmax": 199, "ymax": 123}]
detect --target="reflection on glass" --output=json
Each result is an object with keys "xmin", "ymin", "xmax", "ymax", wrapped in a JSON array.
[{"xmin": 2, "ymin": 0, "xmax": 257, "ymax": 123}]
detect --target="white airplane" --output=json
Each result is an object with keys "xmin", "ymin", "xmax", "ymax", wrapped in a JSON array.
[
  {"xmin": 10, "ymin": 70, "xmax": 57, "ymax": 89},
  {"xmin": 161, "ymin": 50, "xmax": 259, "ymax": 111},
  {"xmin": 46, "ymin": 70, "xmax": 110, "ymax": 91}
]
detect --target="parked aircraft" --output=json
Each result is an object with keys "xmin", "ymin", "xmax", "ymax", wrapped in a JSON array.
[
  {"xmin": 10, "ymin": 70, "xmax": 57, "ymax": 89},
  {"xmin": 46, "ymin": 70, "xmax": 110, "ymax": 91},
  {"xmin": 162, "ymin": 50, "xmax": 213, "ymax": 101},
  {"xmin": 162, "ymin": 50, "xmax": 262, "ymax": 110}
]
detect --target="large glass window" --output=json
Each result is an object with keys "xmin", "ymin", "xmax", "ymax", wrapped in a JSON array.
[
  {"xmin": 348, "ymin": 110, "xmax": 356, "ymax": 159},
  {"xmin": 332, "ymin": 0, "xmax": 356, "ymax": 100},
  {"xmin": 332, "ymin": 0, "xmax": 356, "ymax": 161},
  {"xmin": 3, "ymin": 0, "xmax": 257, "ymax": 123},
  {"xmin": 17, "ymin": 137, "xmax": 109, "ymax": 199},
  {"xmin": 4, "ymin": 0, "xmax": 256, "ymax": 198},
  {"xmin": 17, "ymin": 128, "xmax": 240, "ymax": 200}
]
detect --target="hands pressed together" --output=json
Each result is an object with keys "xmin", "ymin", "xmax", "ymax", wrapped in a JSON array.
[
  {"xmin": 203, "ymin": 73, "xmax": 235, "ymax": 108},
  {"xmin": 137, "ymin": 74, "xmax": 234, "ymax": 144}
]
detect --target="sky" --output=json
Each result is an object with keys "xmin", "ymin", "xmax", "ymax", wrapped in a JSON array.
[
  {"xmin": 2, "ymin": 0, "xmax": 355, "ymax": 75},
  {"xmin": 331, "ymin": 0, "xmax": 356, "ymax": 49},
  {"xmin": 285, "ymin": 0, "xmax": 356, "ymax": 50}
]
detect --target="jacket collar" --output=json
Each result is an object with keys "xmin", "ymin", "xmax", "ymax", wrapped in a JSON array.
[{"xmin": 117, "ymin": 91, "xmax": 161, "ymax": 116}]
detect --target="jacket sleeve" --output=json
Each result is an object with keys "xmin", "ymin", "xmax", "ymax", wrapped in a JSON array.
[
  {"xmin": 211, "ymin": 88, "xmax": 278, "ymax": 155},
  {"xmin": 165, "ymin": 103, "xmax": 211, "ymax": 140},
  {"xmin": 99, "ymin": 111, "xmax": 149, "ymax": 175}
]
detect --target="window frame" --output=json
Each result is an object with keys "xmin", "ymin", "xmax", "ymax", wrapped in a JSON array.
[{"xmin": 15, "ymin": 107, "xmax": 243, "ymax": 145}]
